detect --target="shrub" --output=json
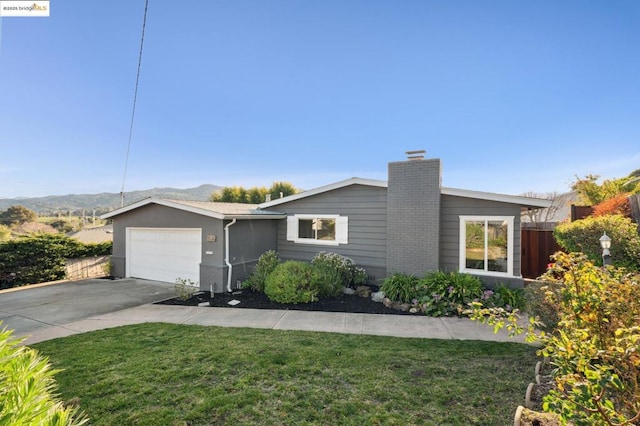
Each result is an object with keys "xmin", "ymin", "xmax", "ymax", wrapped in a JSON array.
[
  {"xmin": 488, "ymin": 284, "xmax": 526, "ymax": 311},
  {"xmin": 592, "ymin": 193, "xmax": 632, "ymax": 217},
  {"xmin": 264, "ymin": 261, "xmax": 319, "ymax": 304},
  {"xmin": 175, "ymin": 278, "xmax": 198, "ymax": 301},
  {"xmin": 0, "ymin": 324, "xmax": 88, "ymax": 425},
  {"xmin": 243, "ymin": 250, "xmax": 280, "ymax": 292},
  {"xmin": 311, "ymin": 252, "xmax": 366, "ymax": 291},
  {"xmin": 380, "ymin": 273, "xmax": 420, "ymax": 303},
  {"xmin": 0, "ymin": 234, "xmax": 112, "ymax": 286},
  {"xmin": 553, "ymin": 214, "xmax": 640, "ymax": 269},
  {"xmin": 469, "ymin": 252, "xmax": 640, "ymax": 425},
  {"xmin": 418, "ymin": 271, "xmax": 483, "ymax": 316}
]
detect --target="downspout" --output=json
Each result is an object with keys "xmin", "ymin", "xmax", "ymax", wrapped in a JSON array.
[{"xmin": 224, "ymin": 218, "xmax": 237, "ymax": 292}]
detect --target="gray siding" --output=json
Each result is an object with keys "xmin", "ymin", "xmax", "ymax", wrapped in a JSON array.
[
  {"xmin": 440, "ymin": 194, "xmax": 524, "ymax": 287},
  {"xmin": 111, "ymin": 204, "xmax": 277, "ymax": 292},
  {"xmin": 224, "ymin": 219, "xmax": 278, "ymax": 290},
  {"xmin": 264, "ymin": 185, "xmax": 387, "ymax": 283},
  {"xmin": 387, "ymin": 159, "xmax": 441, "ymax": 276}
]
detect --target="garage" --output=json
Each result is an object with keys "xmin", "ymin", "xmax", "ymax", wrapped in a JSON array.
[{"xmin": 126, "ymin": 228, "xmax": 202, "ymax": 284}]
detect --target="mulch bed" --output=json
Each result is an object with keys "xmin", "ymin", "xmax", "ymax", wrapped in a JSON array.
[{"xmin": 155, "ymin": 287, "xmax": 414, "ymax": 316}]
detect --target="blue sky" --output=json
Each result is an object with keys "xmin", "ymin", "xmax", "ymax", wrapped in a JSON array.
[{"xmin": 0, "ymin": 1, "xmax": 639, "ymax": 199}]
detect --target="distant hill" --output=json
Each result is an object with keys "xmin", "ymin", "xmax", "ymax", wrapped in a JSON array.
[{"xmin": 0, "ymin": 184, "xmax": 221, "ymax": 216}]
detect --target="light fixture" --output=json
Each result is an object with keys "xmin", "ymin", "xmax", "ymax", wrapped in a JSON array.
[{"xmin": 600, "ymin": 232, "xmax": 612, "ymax": 266}]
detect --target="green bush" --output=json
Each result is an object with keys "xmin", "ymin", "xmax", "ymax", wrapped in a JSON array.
[
  {"xmin": 469, "ymin": 252, "xmax": 640, "ymax": 424},
  {"xmin": 311, "ymin": 252, "xmax": 366, "ymax": 291},
  {"xmin": 418, "ymin": 271, "xmax": 483, "ymax": 316},
  {"xmin": 0, "ymin": 324, "xmax": 88, "ymax": 425},
  {"xmin": 243, "ymin": 250, "xmax": 280, "ymax": 292},
  {"xmin": 486, "ymin": 284, "xmax": 526, "ymax": 311},
  {"xmin": 264, "ymin": 261, "xmax": 320, "ymax": 304},
  {"xmin": 0, "ymin": 234, "xmax": 112, "ymax": 286},
  {"xmin": 380, "ymin": 273, "xmax": 420, "ymax": 303},
  {"xmin": 553, "ymin": 214, "xmax": 640, "ymax": 269}
]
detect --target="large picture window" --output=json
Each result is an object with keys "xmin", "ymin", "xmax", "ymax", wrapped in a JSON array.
[
  {"xmin": 459, "ymin": 216, "xmax": 514, "ymax": 276},
  {"xmin": 287, "ymin": 215, "xmax": 348, "ymax": 245}
]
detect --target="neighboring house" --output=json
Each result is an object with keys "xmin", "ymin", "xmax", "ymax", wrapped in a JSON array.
[
  {"xmin": 67, "ymin": 224, "xmax": 114, "ymax": 244},
  {"xmin": 521, "ymin": 191, "xmax": 582, "ymax": 230},
  {"xmin": 102, "ymin": 155, "xmax": 551, "ymax": 292}
]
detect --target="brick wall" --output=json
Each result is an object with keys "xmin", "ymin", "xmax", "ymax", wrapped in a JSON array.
[{"xmin": 386, "ymin": 158, "xmax": 441, "ymax": 275}]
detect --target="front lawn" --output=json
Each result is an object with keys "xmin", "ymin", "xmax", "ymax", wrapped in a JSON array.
[{"xmin": 34, "ymin": 323, "xmax": 537, "ymax": 425}]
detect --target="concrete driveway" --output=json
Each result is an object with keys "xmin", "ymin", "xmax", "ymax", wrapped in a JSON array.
[{"xmin": 0, "ymin": 278, "xmax": 176, "ymax": 338}]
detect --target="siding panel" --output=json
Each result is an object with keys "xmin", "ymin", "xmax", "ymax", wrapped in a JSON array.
[
  {"xmin": 440, "ymin": 194, "xmax": 523, "ymax": 282},
  {"xmin": 263, "ymin": 185, "xmax": 388, "ymax": 278}
]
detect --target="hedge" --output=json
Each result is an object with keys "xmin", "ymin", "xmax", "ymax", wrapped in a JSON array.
[
  {"xmin": 0, "ymin": 234, "xmax": 112, "ymax": 287},
  {"xmin": 553, "ymin": 214, "xmax": 640, "ymax": 269}
]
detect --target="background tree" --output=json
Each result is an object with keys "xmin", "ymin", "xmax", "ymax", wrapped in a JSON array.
[
  {"xmin": 210, "ymin": 182, "xmax": 298, "ymax": 204},
  {"xmin": 268, "ymin": 182, "xmax": 297, "ymax": 200},
  {"xmin": 572, "ymin": 172, "xmax": 640, "ymax": 206},
  {"xmin": 0, "ymin": 205, "xmax": 37, "ymax": 226}
]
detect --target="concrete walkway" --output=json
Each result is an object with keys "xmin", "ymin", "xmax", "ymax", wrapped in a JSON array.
[
  {"xmin": 21, "ymin": 303, "xmax": 529, "ymax": 346},
  {"xmin": 1, "ymin": 278, "xmax": 529, "ymax": 346}
]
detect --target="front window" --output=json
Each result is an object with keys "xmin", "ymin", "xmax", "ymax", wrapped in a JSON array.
[
  {"xmin": 287, "ymin": 214, "xmax": 348, "ymax": 246},
  {"xmin": 298, "ymin": 218, "xmax": 336, "ymax": 241},
  {"xmin": 460, "ymin": 216, "xmax": 514, "ymax": 276}
]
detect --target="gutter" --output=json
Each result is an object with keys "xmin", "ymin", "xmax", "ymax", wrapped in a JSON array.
[{"xmin": 224, "ymin": 218, "xmax": 237, "ymax": 292}]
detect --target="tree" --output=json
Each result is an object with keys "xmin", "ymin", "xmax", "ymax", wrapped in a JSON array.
[
  {"xmin": 210, "ymin": 182, "xmax": 298, "ymax": 204},
  {"xmin": 572, "ymin": 173, "xmax": 640, "ymax": 206},
  {"xmin": 0, "ymin": 205, "xmax": 37, "ymax": 226},
  {"xmin": 268, "ymin": 182, "xmax": 297, "ymax": 201}
]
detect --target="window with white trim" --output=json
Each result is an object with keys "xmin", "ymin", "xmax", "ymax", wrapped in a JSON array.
[
  {"xmin": 287, "ymin": 214, "xmax": 348, "ymax": 245},
  {"xmin": 459, "ymin": 216, "xmax": 514, "ymax": 276}
]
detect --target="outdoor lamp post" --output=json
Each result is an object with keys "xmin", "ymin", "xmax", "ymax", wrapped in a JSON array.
[{"xmin": 600, "ymin": 232, "xmax": 612, "ymax": 266}]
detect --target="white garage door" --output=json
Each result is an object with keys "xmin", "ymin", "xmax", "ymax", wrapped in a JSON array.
[{"xmin": 127, "ymin": 228, "xmax": 202, "ymax": 284}]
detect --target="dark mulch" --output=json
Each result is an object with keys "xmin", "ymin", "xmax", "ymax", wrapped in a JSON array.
[{"xmin": 155, "ymin": 287, "xmax": 415, "ymax": 316}]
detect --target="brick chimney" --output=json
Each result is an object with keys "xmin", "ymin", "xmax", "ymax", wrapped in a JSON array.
[{"xmin": 386, "ymin": 152, "xmax": 441, "ymax": 276}]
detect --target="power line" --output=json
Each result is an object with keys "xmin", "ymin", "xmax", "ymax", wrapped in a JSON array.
[{"xmin": 120, "ymin": 0, "xmax": 149, "ymax": 207}]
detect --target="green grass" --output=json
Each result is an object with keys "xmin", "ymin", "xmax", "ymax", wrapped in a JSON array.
[{"xmin": 33, "ymin": 323, "xmax": 537, "ymax": 425}]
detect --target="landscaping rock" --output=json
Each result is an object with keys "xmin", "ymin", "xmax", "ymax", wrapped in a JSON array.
[
  {"xmin": 399, "ymin": 303, "xmax": 411, "ymax": 312},
  {"xmin": 355, "ymin": 286, "xmax": 372, "ymax": 298},
  {"xmin": 383, "ymin": 297, "xmax": 393, "ymax": 307},
  {"xmin": 371, "ymin": 291, "xmax": 386, "ymax": 303},
  {"xmin": 409, "ymin": 307, "xmax": 420, "ymax": 314},
  {"xmin": 342, "ymin": 287, "xmax": 356, "ymax": 295}
]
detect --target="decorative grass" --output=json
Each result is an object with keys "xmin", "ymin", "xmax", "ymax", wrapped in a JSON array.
[{"xmin": 34, "ymin": 323, "xmax": 537, "ymax": 425}]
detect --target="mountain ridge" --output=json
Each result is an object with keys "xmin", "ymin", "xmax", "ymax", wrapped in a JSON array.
[{"xmin": 0, "ymin": 184, "xmax": 221, "ymax": 215}]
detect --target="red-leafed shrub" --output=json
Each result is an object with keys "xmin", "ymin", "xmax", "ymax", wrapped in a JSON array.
[{"xmin": 592, "ymin": 193, "xmax": 632, "ymax": 217}]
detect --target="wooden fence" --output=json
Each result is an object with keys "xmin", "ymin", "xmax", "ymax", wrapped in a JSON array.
[
  {"xmin": 521, "ymin": 229, "xmax": 562, "ymax": 279},
  {"xmin": 65, "ymin": 256, "xmax": 110, "ymax": 280}
]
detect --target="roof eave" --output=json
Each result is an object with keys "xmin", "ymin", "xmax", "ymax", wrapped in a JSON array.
[
  {"xmin": 441, "ymin": 187, "xmax": 552, "ymax": 208},
  {"xmin": 259, "ymin": 177, "xmax": 387, "ymax": 208},
  {"xmin": 100, "ymin": 198, "xmax": 285, "ymax": 221}
]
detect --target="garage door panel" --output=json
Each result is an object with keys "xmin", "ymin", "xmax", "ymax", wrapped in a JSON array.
[{"xmin": 127, "ymin": 228, "xmax": 202, "ymax": 284}]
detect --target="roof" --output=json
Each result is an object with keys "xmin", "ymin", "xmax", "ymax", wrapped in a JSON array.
[
  {"xmin": 521, "ymin": 191, "xmax": 581, "ymax": 223},
  {"xmin": 259, "ymin": 178, "xmax": 387, "ymax": 208},
  {"xmin": 68, "ymin": 224, "xmax": 113, "ymax": 243},
  {"xmin": 100, "ymin": 198, "xmax": 287, "ymax": 220},
  {"xmin": 259, "ymin": 177, "xmax": 552, "ymax": 209}
]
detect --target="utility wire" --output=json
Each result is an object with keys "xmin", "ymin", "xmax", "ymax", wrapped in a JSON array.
[{"xmin": 120, "ymin": 0, "xmax": 149, "ymax": 207}]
